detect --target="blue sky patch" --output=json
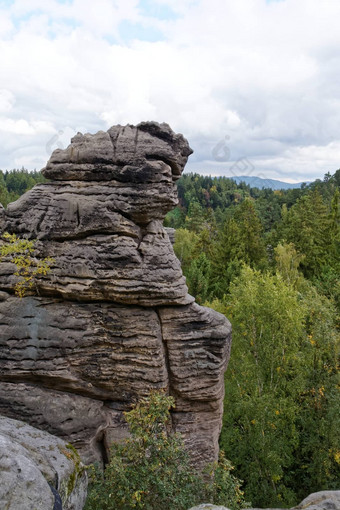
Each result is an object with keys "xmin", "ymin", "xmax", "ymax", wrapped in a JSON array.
[
  {"xmin": 138, "ymin": 0, "xmax": 178, "ymax": 21},
  {"xmin": 0, "ymin": 0, "xmax": 14, "ymax": 6},
  {"xmin": 118, "ymin": 19, "xmax": 165, "ymax": 44}
]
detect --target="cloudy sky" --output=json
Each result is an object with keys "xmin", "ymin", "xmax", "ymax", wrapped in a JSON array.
[{"xmin": 1, "ymin": 0, "xmax": 340, "ymax": 182}]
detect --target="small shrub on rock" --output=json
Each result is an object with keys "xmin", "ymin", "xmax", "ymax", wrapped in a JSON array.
[{"xmin": 85, "ymin": 391, "xmax": 248, "ymax": 510}]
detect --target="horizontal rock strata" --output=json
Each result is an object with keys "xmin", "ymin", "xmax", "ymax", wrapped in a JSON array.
[{"xmin": 0, "ymin": 121, "xmax": 231, "ymax": 469}]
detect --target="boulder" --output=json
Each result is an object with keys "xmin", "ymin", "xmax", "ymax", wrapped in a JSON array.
[
  {"xmin": 188, "ymin": 505, "xmax": 231, "ymax": 510},
  {"xmin": 293, "ymin": 490, "xmax": 340, "ymax": 510},
  {"xmin": 242, "ymin": 489, "xmax": 340, "ymax": 510},
  {"xmin": 0, "ymin": 121, "xmax": 232, "ymax": 468},
  {"xmin": 0, "ymin": 415, "xmax": 87, "ymax": 510}
]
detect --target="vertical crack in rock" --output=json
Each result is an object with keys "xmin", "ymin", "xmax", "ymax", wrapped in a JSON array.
[
  {"xmin": 133, "ymin": 126, "xmax": 139, "ymax": 156},
  {"xmin": 155, "ymin": 306, "xmax": 176, "ymax": 433},
  {"xmin": 34, "ymin": 207, "xmax": 48, "ymax": 239},
  {"xmin": 95, "ymin": 429, "xmax": 109, "ymax": 467},
  {"xmin": 75, "ymin": 201, "xmax": 80, "ymax": 228},
  {"xmin": 155, "ymin": 308, "xmax": 170, "ymax": 391},
  {"xmin": 0, "ymin": 121, "xmax": 231, "ymax": 470},
  {"xmin": 108, "ymin": 126, "xmax": 119, "ymax": 160}
]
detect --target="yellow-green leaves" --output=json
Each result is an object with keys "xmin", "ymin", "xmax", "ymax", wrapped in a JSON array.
[
  {"xmin": 0, "ymin": 232, "xmax": 54, "ymax": 297},
  {"xmin": 85, "ymin": 391, "xmax": 249, "ymax": 510}
]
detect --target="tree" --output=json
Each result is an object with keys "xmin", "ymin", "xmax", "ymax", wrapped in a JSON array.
[
  {"xmin": 219, "ymin": 266, "xmax": 306, "ymax": 507},
  {"xmin": 173, "ymin": 228, "xmax": 199, "ymax": 273},
  {"xmin": 216, "ymin": 266, "xmax": 339, "ymax": 507},
  {"xmin": 278, "ymin": 190, "xmax": 333, "ymax": 277},
  {"xmin": 185, "ymin": 200, "xmax": 205, "ymax": 233},
  {"xmin": 0, "ymin": 169, "xmax": 46, "ymax": 207},
  {"xmin": 213, "ymin": 199, "xmax": 267, "ymax": 296},
  {"xmin": 186, "ymin": 252, "xmax": 212, "ymax": 303},
  {"xmin": 219, "ymin": 199, "xmax": 266, "ymax": 265},
  {"xmin": 291, "ymin": 285, "xmax": 340, "ymax": 498},
  {"xmin": 0, "ymin": 172, "xmax": 10, "ymax": 207},
  {"xmin": 164, "ymin": 206, "xmax": 186, "ymax": 229},
  {"xmin": 274, "ymin": 242, "xmax": 305, "ymax": 288},
  {"xmin": 85, "ymin": 391, "xmax": 249, "ymax": 510}
]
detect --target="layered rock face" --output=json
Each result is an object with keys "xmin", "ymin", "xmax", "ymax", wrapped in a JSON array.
[{"xmin": 0, "ymin": 122, "xmax": 231, "ymax": 468}]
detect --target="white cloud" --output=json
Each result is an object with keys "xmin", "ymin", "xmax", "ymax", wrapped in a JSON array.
[
  {"xmin": 0, "ymin": 118, "xmax": 55, "ymax": 135},
  {"xmin": 0, "ymin": 118, "xmax": 35, "ymax": 135},
  {"xmin": 0, "ymin": 0, "xmax": 340, "ymax": 182},
  {"xmin": 0, "ymin": 90, "xmax": 14, "ymax": 113},
  {"xmin": 0, "ymin": 9, "xmax": 13, "ymax": 36}
]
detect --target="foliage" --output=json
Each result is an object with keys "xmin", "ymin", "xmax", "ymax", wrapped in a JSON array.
[
  {"xmin": 277, "ymin": 190, "xmax": 335, "ymax": 277},
  {"xmin": 186, "ymin": 252, "xmax": 212, "ymax": 303},
  {"xmin": 0, "ymin": 168, "xmax": 45, "ymax": 207},
  {"xmin": 85, "ymin": 391, "xmax": 249, "ymax": 510},
  {"xmin": 204, "ymin": 450, "xmax": 251, "ymax": 509},
  {"xmin": 0, "ymin": 232, "xmax": 54, "ymax": 297},
  {"xmin": 292, "ymin": 285, "xmax": 340, "ymax": 496},
  {"xmin": 217, "ymin": 199, "xmax": 266, "ymax": 264},
  {"xmin": 216, "ymin": 266, "xmax": 340, "ymax": 507},
  {"xmin": 173, "ymin": 228, "xmax": 199, "ymax": 272},
  {"xmin": 170, "ymin": 171, "xmax": 339, "ymax": 507},
  {"xmin": 211, "ymin": 199, "xmax": 267, "ymax": 297}
]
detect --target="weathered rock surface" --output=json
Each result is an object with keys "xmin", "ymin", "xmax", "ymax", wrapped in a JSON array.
[
  {"xmin": 0, "ymin": 121, "xmax": 231, "ymax": 469},
  {"xmin": 293, "ymin": 490, "xmax": 340, "ymax": 510},
  {"xmin": 43, "ymin": 122, "xmax": 192, "ymax": 182},
  {"xmin": 1, "ymin": 188, "xmax": 191, "ymax": 305},
  {"xmin": 190, "ymin": 491, "xmax": 340, "ymax": 510},
  {"xmin": 189, "ymin": 505, "xmax": 231, "ymax": 510},
  {"xmin": 0, "ymin": 415, "xmax": 87, "ymax": 510},
  {"xmin": 241, "ymin": 490, "xmax": 340, "ymax": 510}
]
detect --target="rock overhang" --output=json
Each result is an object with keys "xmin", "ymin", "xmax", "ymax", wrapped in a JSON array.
[{"xmin": 42, "ymin": 121, "xmax": 193, "ymax": 183}]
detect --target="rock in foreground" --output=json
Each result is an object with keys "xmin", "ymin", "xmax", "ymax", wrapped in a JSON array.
[
  {"xmin": 241, "ymin": 489, "xmax": 340, "ymax": 510},
  {"xmin": 189, "ymin": 505, "xmax": 231, "ymax": 510},
  {"xmin": 0, "ymin": 121, "xmax": 231, "ymax": 468},
  {"xmin": 0, "ymin": 416, "xmax": 87, "ymax": 510},
  {"xmin": 293, "ymin": 490, "xmax": 340, "ymax": 510}
]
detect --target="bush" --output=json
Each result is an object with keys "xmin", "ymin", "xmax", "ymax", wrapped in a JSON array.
[
  {"xmin": 0, "ymin": 232, "xmax": 54, "ymax": 297},
  {"xmin": 85, "ymin": 391, "xmax": 248, "ymax": 510}
]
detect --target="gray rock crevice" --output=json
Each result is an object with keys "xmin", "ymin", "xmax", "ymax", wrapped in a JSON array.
[{"xmin": 155, "ymin": 306, "xmax": 172, "ymax": 393}]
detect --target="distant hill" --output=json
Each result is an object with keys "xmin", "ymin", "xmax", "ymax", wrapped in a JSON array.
[{"xmin": 230, "ymin": 175, "xmax": 309, "ymax": 190}]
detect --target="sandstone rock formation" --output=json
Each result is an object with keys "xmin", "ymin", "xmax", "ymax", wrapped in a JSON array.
[
  {"xmin": 0, "ymin": 415, "xmax": 87, "ymax": 510},
  {"xmin": 0, "ymin": 122, "xmax": 231, "ymax": 469}
]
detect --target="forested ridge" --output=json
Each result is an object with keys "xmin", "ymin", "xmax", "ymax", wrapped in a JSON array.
[
  {"xmin": 1, "ymin": 167, "xmax": 339, "ymax": 508},
  {"xmin": 0, "ymin": 168, "xmax": 46, "ymax": 207},
  {"xmin": 165, "ymin": 170, "xmax": 340, "ymax": 507}
]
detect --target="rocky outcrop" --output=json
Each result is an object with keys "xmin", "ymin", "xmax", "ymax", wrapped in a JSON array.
[
  {"xmin": 0, "ymin": 122, "xmax": 231, "ymax": 468},
  {"xmin": 189, "ymin": 491, "xmax": 340, "ymax": 510},
  {"xmin": 293, "ymin": 491, "xmax": 340, "ymax": 510},
  {"xmin": 241, "ymin": 490, "xmax": 340, "ymax": 510},
  {"xmin": 0, "ymin": 415, "xmax": 87, "ymax": 510},
  {"xmin": 189, "ymin": 505, "xmax": 231, "ymax": 510}
]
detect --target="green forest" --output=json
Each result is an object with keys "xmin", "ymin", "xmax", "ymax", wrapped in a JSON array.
[
  {"xmin": 165, "ymin": 170, "xmax": 340, "ymax": 507},
  {"xmin": 1, "ymin": 168, "xmax": 339, "ymax": 508},
  {"xmin": 0, "ymin": 168, "xmax": 46, "ymax": 208}
]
